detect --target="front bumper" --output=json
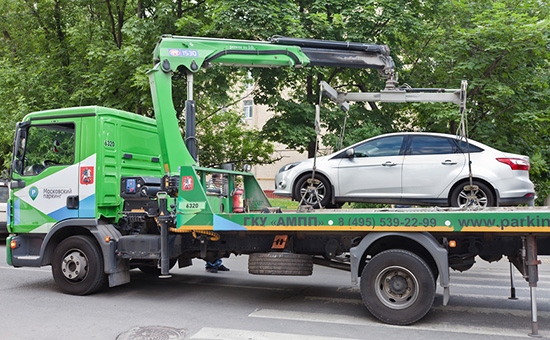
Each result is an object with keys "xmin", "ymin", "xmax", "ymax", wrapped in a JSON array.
[{"xmin": 274, "ymin": 172, "xmax": 293, "ymax": 198}]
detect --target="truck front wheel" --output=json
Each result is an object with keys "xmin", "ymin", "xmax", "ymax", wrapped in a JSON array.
[
  {"xmin": 52, "ymin": 235, "xmax": 106, "ymax": 295},
  {"xmin": 360, "ymin": 249, "xmax": 435, "ymax": 325}
]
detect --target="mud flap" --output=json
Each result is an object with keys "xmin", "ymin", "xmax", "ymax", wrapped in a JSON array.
[{"xmin": 90, "ymin": 223, "xmax": 131, "ymax": 287}]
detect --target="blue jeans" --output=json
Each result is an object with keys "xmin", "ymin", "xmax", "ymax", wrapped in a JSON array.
[{"xmin": 205, "ymin": 259, "xmax": 222, "ymax": 268}]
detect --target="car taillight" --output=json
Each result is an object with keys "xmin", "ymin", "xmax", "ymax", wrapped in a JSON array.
[{"xmin": 496, "ymin": 158, "xmax": 530, "ymax": 171}]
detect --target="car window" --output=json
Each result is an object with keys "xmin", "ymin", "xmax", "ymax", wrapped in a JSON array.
[
  {"xmin": 354, "ymin": 136, "xmax": 404, "ymax": 157},
  {"xmin": 456, "ymin": 140, "xmax": 484, "ymax": 153},
  {"xmin": 408, "ymin": 136, "xmax": 459, "ymax": 155},
  {"xmin": 0, "ymin": 187, "xmax": 7, "ymax": 203}
]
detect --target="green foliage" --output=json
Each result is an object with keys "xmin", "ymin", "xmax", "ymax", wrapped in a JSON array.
[{"xmin": 196, "ymin": 107, "xmax": 277, "ymax": 169}]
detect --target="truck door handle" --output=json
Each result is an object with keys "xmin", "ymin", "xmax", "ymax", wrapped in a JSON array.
[
  {"xmin": 382, "ymin": 161, "xmax": 397, "ymax": 167},
  {"xmin": 67, "ymin": 195, "xmax": 79, "ymax": 210},
  {"xmin": 441, "ymin": 160, "xmax": 457, "ymax": 165}
]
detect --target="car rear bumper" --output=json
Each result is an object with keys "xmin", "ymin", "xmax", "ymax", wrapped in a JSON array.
[{"xmin": 499, "ymin": 194, "xmax": 536, "ymax": 206}]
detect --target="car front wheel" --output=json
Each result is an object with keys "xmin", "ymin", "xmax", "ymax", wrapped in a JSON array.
[
  {"xmin": 294, "ymin": 174, "xmax": 331, "ymax": 208},
  {"xmin": 450, "ymin": 181, "xmax": 495, "ymax": 207}
]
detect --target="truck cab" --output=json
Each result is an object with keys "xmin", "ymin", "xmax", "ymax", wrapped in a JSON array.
[{"xmin": 8, "ymin": 106, "xmax": 163, "ymax": 266}]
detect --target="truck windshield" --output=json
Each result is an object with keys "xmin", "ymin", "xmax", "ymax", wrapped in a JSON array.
[{"xmin": 14, "ymin": 123, "xmax": 75, "ymax": 176}]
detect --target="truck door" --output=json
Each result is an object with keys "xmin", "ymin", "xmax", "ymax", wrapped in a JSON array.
[{"xmin": 10, "ymin": 119, "xmax": 82, "ymax": 233}]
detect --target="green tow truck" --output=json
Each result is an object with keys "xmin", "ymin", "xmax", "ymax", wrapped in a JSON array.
[{"xmin": 5, "ymin": 35, "xmax": 550, "ymax": 333}]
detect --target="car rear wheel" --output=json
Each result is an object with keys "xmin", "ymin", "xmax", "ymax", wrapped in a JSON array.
[
  {"xmin": 450, "ymin": 181, "xmax": 495, "ymax": 207},
  {"xmin": 294, "ymin": 174, "xmax": 331, "ymax": 208}
]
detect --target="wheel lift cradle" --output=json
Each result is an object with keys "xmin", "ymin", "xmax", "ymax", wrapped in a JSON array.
[{"xmin": 5, "ymin": 35, "xmax": 549, "ymax": 334}]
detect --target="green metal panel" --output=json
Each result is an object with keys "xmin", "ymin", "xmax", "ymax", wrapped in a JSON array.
[
  {"xmin": 209, "ymin": 208, "xmax": 550, "ymax": 233},
  {"xmin": 94, "ymin": 108, "xmax": 163, "ymax": 220},
  {"xmin": 147, "ymin": 65, "xmax": 196, "ymax": 175},
  {"xmin": 152, "ymin": 36, "xmax": 310, "ymax": 73}
]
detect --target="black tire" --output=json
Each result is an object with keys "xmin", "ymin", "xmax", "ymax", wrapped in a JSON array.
[
  {"xmin": 360, "ymin": 249, "xmax": 435, "ymax": 325},
  {"xmin": 52, "ymin": 235, "xmax": 106, "ymax": 295},
  {"xmin": 293, "ymin": 174, "xmax": 331, "ymax": 209},
  {"xmin": 248, "ymin": 253, "xmax": 313, "ymax": 276},
  {"xmin": 450, "ymin": 181, "xmax": 495, "ymax": 208}
]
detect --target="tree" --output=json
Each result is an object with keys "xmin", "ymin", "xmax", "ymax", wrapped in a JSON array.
[{"xmin": 397, "ymin": 0, "xmax": 550, "ymax": 203}]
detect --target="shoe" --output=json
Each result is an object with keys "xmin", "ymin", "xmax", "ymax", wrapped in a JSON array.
[
  {"xmin": 205, "ymin": 266, "xmax": 218, "ymax": 273},
  {"xmin": 217, "ymin": 265, "xmax": 230, "ymax": 272}
]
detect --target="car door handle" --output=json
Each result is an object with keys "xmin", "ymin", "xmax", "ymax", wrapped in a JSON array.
[
  {"xmin": 441, "ymin": 160, "xmax": 457, "ymax": 165},
  {"xmin": 382, "ymin": 161, "xmax": 397, "ymax": 167}
]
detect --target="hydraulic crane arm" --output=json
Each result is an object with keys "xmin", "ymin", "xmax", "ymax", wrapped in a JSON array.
[
  {"xmin": 152, "ymin": 35, "xmax": 395, "ymax": 73},
  {"xmin": 147, "ymin": 35, "xmax": 396, "ymax": 175}
]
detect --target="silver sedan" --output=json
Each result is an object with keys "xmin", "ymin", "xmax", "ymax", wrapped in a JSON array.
[{"xmin": 274, "ymin": 132, "xmax": 535, "ymax": 208}]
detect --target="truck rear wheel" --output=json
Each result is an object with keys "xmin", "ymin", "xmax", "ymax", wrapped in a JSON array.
[
  {"xmin": 248, "ymin": 252, "xmax": 313, "ymax": 276},
  {"xmin": 52, "ymin": 235, "xmax": 106, "ymax": 295},
  {"xmin": 360, "ymin": 249, "xmax": 435, "ymax": 325}
]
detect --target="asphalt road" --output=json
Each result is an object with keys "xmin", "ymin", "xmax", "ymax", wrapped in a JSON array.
[{"xmin": 0, "ymin": 239, "xmax": 549, "ymax": 340}]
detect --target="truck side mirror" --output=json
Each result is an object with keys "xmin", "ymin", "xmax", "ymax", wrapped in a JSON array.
[
  {"xmin": 346, "ymin": 149, "xmax": 355, "ymax": 158},
  {"xmin": 11, "ymin": 179, "xmax": 25, "ymax": 188}
]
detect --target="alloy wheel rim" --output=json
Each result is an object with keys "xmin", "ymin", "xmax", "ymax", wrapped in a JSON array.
[{"xmin": 299, "ymin": 179, "xmax": 325, "ymax": 205}]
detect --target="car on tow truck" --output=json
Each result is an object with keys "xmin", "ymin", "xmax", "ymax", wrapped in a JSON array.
[{"xmin": 274, "ymin": 132, "xmax": 535, "ymax": 208}]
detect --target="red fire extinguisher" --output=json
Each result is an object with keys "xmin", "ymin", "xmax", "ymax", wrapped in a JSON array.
[{"xmin": 232, "ymin": 187, "xmax": 245, "ymax": 213}]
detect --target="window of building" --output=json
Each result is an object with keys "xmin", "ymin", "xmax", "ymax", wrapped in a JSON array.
[{"xmin": 244, "ymin": 100, "xmax": 253, "ymax": 119}]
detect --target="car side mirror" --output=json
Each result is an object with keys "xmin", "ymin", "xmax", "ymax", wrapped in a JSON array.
[{"xmin": 346, "ymin": 149, "xmax": 355, "ymax": 158}]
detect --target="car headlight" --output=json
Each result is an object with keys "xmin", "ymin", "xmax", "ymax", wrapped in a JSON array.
[{"xmin": 278, "ymin": 162, "xmax": 300, "ymax": 173}]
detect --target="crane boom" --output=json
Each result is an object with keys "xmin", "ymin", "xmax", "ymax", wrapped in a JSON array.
[{"xmin": 147, "ymin": 35, "xmax": 396, "ymax": 175}]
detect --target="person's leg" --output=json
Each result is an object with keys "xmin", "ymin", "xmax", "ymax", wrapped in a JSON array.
[{"xmin": 205, "ymin": 259, "xmax": 222, "ymax": 273}]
